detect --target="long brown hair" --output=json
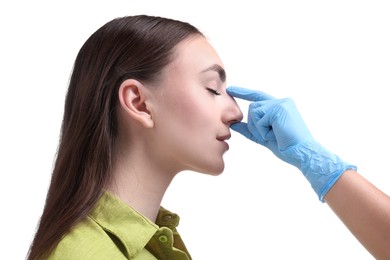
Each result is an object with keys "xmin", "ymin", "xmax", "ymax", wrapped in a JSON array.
[{"xmin": 27, "ymin": 15, "xmax": 202, "ymax": 260}]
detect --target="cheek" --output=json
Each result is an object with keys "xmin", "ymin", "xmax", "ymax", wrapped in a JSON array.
[
  {"xmin": 181, "ymin": 100, "xmax": 206, "ymax": 123},
  {"xmin": 169, "ymin": 91, "xmax": 213, "ymax": 127}
]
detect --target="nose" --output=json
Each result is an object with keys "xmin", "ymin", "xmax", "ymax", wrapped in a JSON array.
[{"xmin": 222, "ymin": 94, "xmax": 243, "ymax": 125}]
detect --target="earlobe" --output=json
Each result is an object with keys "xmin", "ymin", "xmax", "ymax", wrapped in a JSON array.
[{"xmin": 118, "ymin": 79, "xmax": 154, "ymax": 128}]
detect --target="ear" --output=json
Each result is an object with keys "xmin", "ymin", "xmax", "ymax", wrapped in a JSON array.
[{"xmin": 118, "ymin": 79, "xmax": 154, "ymax": 128}]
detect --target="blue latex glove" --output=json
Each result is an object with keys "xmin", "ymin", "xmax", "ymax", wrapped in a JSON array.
[{"xmin": 227, "ymin": 86, "xmax": 356, "ymax": 202}]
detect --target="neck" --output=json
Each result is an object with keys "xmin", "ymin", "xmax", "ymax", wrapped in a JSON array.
[{"xmin": 106, "ymin": 145, "xmax": 176, "ymax": 222}]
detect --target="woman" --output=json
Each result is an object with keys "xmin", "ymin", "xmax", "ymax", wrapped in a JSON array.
[
  {"xmin": 27, "ymin": 15, "xmax": 243, "ymax": 259},
  {"xmin": 28, "ymin": 14, "xmax": 390, "ymax": 260}
]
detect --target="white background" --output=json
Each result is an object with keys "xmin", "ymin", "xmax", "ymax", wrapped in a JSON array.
[{"xmin": 1, "ymin": 1, "xmax": 389, "ymax": 259}]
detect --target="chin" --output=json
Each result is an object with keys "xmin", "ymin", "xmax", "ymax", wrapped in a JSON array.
[
  {"xmin": 202, "ymin": 162, "xmax": 225, "ymax": 176},
  {"xmin": 188, "ymin": 158, "xmax": 225, "ymax": 176}
]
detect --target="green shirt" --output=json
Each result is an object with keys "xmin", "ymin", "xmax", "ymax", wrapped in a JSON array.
[{"xmin": 48, "ymin": 191, "xmax": 191, "ymax": 259}]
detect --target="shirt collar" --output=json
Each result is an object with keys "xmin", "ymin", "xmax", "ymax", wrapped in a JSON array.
[{"xmin": 88, "ymin": 191, "xmax": 160, "ymax": 258}]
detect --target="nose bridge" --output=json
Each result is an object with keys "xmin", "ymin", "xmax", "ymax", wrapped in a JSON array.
[{"xmin": 222, "ymin": 94, "xmax": 243, "ymax": 124}]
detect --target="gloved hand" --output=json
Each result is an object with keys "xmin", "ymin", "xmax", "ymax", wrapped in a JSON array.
[{"xmin": 227, "ymin": 86, "xmax": 356, "ymax": 202}]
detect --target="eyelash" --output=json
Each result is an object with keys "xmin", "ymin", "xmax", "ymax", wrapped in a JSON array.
[{"xmin": 206, "ymin": 87, "xmax": 221, "ymax": 96}]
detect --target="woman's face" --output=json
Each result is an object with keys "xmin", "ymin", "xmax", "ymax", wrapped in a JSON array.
[{"xmin": 148, "ymin": 35, "xmax": 243, "ymax": 175}]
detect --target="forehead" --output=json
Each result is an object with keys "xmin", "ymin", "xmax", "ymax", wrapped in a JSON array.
[{"xmin": 166, "ymin": 35, "xmax": 224, "ymax": 76}]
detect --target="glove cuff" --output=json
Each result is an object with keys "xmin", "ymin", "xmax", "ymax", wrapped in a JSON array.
[
  {"xmin": 317, "ymin": 164, "xmax": 357, "ymax": 202},
  {"xmin": 282, "ymin": 140, "xmax": 357, "ymax": 202}
]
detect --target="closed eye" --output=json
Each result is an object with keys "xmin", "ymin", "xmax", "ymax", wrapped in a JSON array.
[{"xmin": 206, "ymin": 87, "xmax": 221, "ymax": 96}]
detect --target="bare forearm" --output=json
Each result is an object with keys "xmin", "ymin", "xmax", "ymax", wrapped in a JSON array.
[{"xmin": 324, "ymin": 170, "xmax": 390, "ymax": 260}]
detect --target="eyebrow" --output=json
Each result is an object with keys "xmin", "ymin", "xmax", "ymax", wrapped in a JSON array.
[{"xmin": 200, "ymin": 64, "xmax": 226, "ymax": 82}]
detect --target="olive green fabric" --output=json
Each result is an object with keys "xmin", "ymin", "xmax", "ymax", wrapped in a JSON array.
[{"xmin": 48, "ymin": 191, "xmax": 191, "ymax": 259}]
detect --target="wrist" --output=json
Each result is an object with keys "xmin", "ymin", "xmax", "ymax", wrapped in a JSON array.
[{"xmin": 281, "ymin": 140, "xmax": 357, "ymax": 202}]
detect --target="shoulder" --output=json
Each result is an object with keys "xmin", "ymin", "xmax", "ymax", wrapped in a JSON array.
[{"xmin": 47, "ymin": 215, "xmax": 126, "ymax": 260}]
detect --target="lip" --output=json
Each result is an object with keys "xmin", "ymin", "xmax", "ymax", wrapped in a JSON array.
[
  {"xmin": 216, "ymin": 133, "xmax": 231, "ymax": 142},
  {"xmin": 217, "ymin": 134, "xmax": 231, "ymax": 150},
  {"xmin": 219, "ymin": 140, "xmax": 229, "ymax": 150}
]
